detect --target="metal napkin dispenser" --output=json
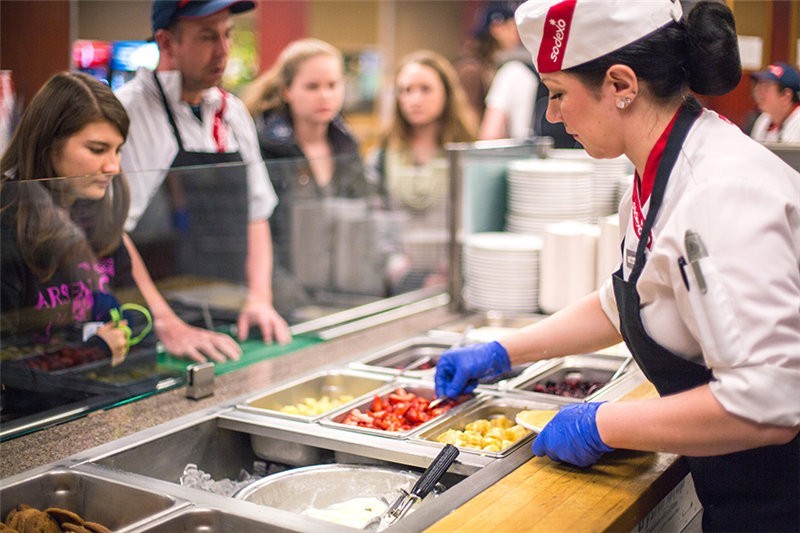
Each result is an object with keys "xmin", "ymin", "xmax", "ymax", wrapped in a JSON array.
[{"xmin": 186, "ymin": 362, "xmax": 215, "ymax": 400}]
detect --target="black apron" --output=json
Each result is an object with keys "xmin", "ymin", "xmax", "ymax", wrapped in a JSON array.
[
  {"xmin": 153, "ymin": 73, "xmax": 249, "ymax": 283},
  {"xmin": 612, "ymin": 99, "xmax": 799, "ymax": 532}
]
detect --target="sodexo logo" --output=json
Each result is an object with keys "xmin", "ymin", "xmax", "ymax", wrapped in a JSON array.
[{"xmin": 548, "ymin": 18, "xmax": 568, "ymax": 61}]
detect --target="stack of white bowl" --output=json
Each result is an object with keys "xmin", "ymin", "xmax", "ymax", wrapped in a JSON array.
[
  {"xmin": 596, "ymin": 214, "xmax": 622, "ymax": 290},
  {"xmin": 538, "ymin": 221, "xmax": 600, "ymax": 314},
  {"xmin": 549, "ymin": 149, "xmax": 633, "ymax": 221},
  {"xmin": 505, "ymin": 159, "xmax": 594, "ymax": 235},
  {"xmin": 462, "ymin": 232, "xmax": 542, "ymax": 313}
]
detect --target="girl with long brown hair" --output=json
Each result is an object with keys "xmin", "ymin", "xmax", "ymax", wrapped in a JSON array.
[
  {"xmin": 371, "ymin": 50, "xmax": 477, "ymax": 293},
  {"xmin": 241, "ymin": 38, "xmax": 370, "ymax": 306},
  {"xmin": 1, "ymin": 71, "xmax": 133, "ymax": 364}
]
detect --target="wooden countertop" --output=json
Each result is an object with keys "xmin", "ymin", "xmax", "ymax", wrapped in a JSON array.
[
  {"xmin": 1, "ymin": 307, "xmax": 688, "ymax": 532},
  {"xmin": 427, "ymin": 381, "xmax": 689, "ymax": 533}
]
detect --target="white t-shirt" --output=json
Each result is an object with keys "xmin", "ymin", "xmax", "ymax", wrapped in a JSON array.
[
  {"xmin": 750, "ymin": 105, "xmax": 800, "ymax": 143},
  {"xmin": 598, "ymin": 107, "xmax": 800, "ymax": 426},
  {"xmin": 484, "ymin": 60, "xmax": 537, "ymax": 140},
  {"xmin": 116, "ymin": 68, "xmax": 277, "ymax": 231}
]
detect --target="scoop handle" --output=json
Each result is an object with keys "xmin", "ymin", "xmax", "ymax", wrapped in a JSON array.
[{"xmin": 410, "ymin": 444, "xmax": 460, "ymax": 499}]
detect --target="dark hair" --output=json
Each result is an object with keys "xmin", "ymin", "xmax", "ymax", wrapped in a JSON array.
[
  {"xmin": 0, "ymin": 71, "xmax": 130, "ymax": 282},
  {"xmin": 567, "ymin": 1, "xmax": 741, "ymax": 102}
]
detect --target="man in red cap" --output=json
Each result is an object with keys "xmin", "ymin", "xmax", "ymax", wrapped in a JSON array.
[
  {"xmin": 750, "ymin": 62, "xmax": 800, "ymax": 143},
  {"xmin": 117, "ymin": 0, "xmax": 291, "ymax": 363}
]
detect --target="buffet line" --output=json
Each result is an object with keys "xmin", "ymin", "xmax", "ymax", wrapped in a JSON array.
[{"xmin": 1, "ymin": 316, "xmax": 642, "ymax": 532}]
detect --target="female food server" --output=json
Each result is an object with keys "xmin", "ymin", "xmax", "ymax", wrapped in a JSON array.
[{"xmin": 434, "ymin": 1, "xmax": 800, "ymax": 530}]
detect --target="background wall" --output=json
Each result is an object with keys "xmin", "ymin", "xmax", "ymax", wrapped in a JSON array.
[
  {"xmin": 1, "ymin": 1, "xmax": 72, "ymax": 108},
  {"xmin": 75, "ymin": 1, "xmax": 151, "ymax": 41},
  {"xmin": 704, "ymin": 1, "xmax": 800, "ymax": 130}
]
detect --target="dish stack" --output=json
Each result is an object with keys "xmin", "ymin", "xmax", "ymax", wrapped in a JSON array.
[
  {"xmin": 462, "ymin": 232, "xmax": 542, "ymax": 313},
  {"xmin": 505, "ymin": 159, "xmax": 594, "ymax": 236},
  {"xmin": 549, "ymin": 149, "xmax": 633, "ymax": 221},
  {"xmin": 538, "ymin": 221, "xmax": 600, "ymax": 314},
  {"xmin": 596, "ymin": 214, "xmax": 621, "ymax": 290}
]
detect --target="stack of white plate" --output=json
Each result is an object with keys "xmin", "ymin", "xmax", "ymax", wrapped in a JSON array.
[
  {"xmin": 402, "ymin": 228, "xmax": 449, "ymax": 271},
  {"xmin": 462, "ymin": 232, "xmax": 542, "ymax": 313},
  {"xmin": 549, "ymin": 149, "xmax": 633, "ymax": 221},
  {"xmin": 506, "ymin": 159, "xmax": 594, "ymax": 235}
]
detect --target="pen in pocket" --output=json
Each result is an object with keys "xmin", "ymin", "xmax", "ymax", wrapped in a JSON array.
[{"xmin": 677, "ymin": 256, "xmax": 690, "ymax": 291}]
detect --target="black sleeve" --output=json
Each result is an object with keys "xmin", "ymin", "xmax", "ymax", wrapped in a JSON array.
[
  {"xmin": 1, "ymin": 231, "xmax": 27, "ymax": 337},
  {"xmin": 85, "ymin": 334, "xmax": 113, "ymax": 359}
]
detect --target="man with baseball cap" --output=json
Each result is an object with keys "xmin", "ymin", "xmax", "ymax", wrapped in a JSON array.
[
  {"xmin": 116, "ymin": 0, "xmax": 291, "ymax": 363},
  {"xmin": 151, "ymin": 0, "xmax": 255, "ymax": 33},
  {"xmin": 750, "ymin": 62, "xmax": 800, "ymax": 142}
]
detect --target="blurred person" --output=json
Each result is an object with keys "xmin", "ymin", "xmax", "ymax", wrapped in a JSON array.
[
  {"xmin": 240, "ymin": 38, "xmax": 369, "ymax": 309},
  {"xmin": 454, "ymin": 2, "xmax": 521, "ymax": 121},
  {"xmin": 475, "ymin": 2, "xmax": 577, "ymax": 146},
  {"xmin": 750, "ymin": 62, "xmax": 800, "ymax": 143},
  {"xmin": 116, "ymin": 0, "xmax": 291, "ymax": 363},
  {"xmin": 370, "ymin": 50, "xmax": 477, "ymax": 293},
  {"xmin": 473, "ymin": 3, "xmax": 539, "ymax": 140},
  {"xmin": 1, "ymin": 72, "xmax": 134, "ymax": 366}
]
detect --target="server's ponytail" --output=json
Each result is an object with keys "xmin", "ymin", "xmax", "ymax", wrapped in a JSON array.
[{"xmin": 684, "ymin": 1, "xmax": 741, "ymax": 96}]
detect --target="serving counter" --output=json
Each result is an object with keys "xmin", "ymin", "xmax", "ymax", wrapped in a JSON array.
[{"xmin": 0, "ymin": 306, "xmax": 695, "ymax": 533}]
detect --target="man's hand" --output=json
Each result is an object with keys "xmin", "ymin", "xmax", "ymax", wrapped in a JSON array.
[
  {"xmin": 236, "ymin": 299, "xmax": 291, "ymax": 345},
  {"xmin": 154, "ymin": 313, "xmax": 242, "ymax": 363}
]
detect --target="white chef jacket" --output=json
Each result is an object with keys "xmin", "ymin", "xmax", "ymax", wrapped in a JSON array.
[
  {"xmin": 116, "ymin": 68, "xmax": 278, "ymax": 231},
  {"xmin": 598, "ymin": 107, "xmax": 800, "ymax": 426},
  {"xmin": 750, "ymin": 105, "xmax": 800, "ymax": 143},
  {"xmin": 484, "ymin": 60, "xmax": 537, "ymax": 140}
]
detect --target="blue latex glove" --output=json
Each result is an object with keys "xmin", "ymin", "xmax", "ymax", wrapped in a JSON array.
[
  {"xmin": 532, "ymin": 402, "xmax": 614, "ymax": 468},
  {"xmin": 172, "ymin": 208, "xmax": 190, "ymax": 234},
  {"xmin": 434, "ymin": 341, "xmax": 511, "ymax": 398}
]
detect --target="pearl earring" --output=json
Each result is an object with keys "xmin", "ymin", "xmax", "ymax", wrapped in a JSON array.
[{"xmin": 617, "ymin": 97, "xmax": 632, "ymax": 109}]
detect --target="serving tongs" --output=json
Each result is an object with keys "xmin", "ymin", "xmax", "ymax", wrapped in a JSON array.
[{"xmin": 372, "ymin": 444, "xmax": 460, "ymax": 531}]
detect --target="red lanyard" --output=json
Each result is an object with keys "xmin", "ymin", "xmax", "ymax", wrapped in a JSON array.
[
  {"xmin": 212, "ymin": 88, "xmax": 227, "ymax": 153},
  {"xmin": 631, "ymin": 107, "xmax": 681, "ymax": 248}
]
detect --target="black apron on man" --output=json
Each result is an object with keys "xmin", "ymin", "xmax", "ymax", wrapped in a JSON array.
[
  {"xmin": 153, "ymin": 72, "xmax": 249, "ymax": 284},
  {"xmin": 612, "ymin": 98, "xmax": 799, "ymax": 532}
]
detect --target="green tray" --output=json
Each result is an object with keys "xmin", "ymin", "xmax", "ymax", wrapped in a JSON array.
[{"xmin": 156, "ymin": 333, "xmax": 323, "ymax": 376}]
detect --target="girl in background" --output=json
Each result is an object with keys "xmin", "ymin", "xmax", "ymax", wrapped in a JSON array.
[
  {"xmin": 1, "ymin": 71, "xmax": 133, "ymax": 365},
  {"xmin": 241, "ymin": 39, "xmax": 370, "ymax": 309},
  {"xmin": 371, "ymin": 50, "xmax": 477, "ymax": 293}
]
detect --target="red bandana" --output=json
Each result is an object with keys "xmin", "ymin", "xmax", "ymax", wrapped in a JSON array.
[{"xmin": 212, "ymin": 88, "xmax": 227, "ymax": 153}]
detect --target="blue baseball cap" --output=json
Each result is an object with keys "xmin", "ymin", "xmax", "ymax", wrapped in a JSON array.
[
  {"xmin": 751, "ymin": 62, "xmax": 800, "ymax": 93},
  {"xmin": 152, "ymin": 0, "xmax": 255, "ymax": 33},
  {"xmin": 472, "ymin": 2, "xmax": 517, "ymax": 38}
]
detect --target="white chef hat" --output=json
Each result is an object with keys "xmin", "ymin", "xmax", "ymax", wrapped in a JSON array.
[{"xmin": 516, "ymin": 0, "xmax": 684, "ymax": 74}]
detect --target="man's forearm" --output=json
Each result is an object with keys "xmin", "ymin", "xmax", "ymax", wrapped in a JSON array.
[
  {"xmin": 123, "ymin": 233, "xmax": 175, "ymax": 318},
  {"xmin": 246, "ymin": 219, "xmax": 273, "ymax": 304}
]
